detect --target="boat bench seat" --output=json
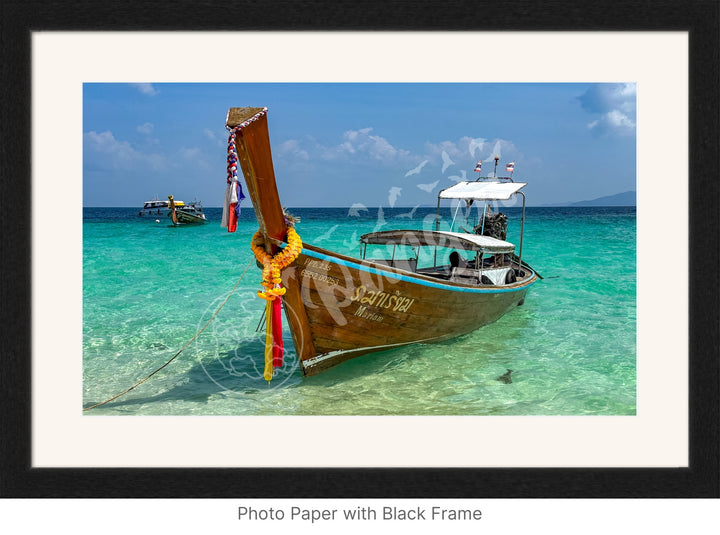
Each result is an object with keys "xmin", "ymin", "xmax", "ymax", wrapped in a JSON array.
[
  {"xmin": 393, "ymin": 258, "xmax": 418, "ymax": 272},
  {"xmin": 451, "ymin": 266, "xmax": 514, "ymax": 285},
  {"xmin": 372, "ymin": 258, "xmax": 418, "ymax": 272},
  {"xmin": 450, "ymin": 267, "xmax": 481, "ymax": 284}
]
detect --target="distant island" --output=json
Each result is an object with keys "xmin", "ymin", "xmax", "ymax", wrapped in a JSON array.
[{"xmin": 540, "ymin": 190, "xmax": 636, "ymax": 207}]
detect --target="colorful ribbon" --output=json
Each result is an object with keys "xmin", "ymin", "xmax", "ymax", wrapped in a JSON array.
[
  {"xmin": 251, "ymin": 227, "xmax": 302, "ymax": 382},
  {"xmin": 224, "ymin": 123, "xmax": 249, "ymax": 232}
]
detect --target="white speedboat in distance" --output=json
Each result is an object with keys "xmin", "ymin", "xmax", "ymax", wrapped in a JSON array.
[{"xmin": 138, "ymin": 196, "xmax": 172, "ymax": 216}]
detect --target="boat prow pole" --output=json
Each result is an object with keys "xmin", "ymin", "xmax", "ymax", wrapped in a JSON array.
[
  {"xmin": 168, "ymin": 194, "xmax": 177, "ymax": 225},
  {"xmin": 226, "ymin": 107, "xmax": 287, "ymax": 243},
  {"xmin": 225, "ymin": 107, "xmax": 318, "ymax": 366}
]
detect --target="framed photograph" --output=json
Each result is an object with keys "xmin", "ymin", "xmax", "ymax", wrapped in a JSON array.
[{"xmin": 1, "ymin": 0, "xmax": 717, "ymax": 519}]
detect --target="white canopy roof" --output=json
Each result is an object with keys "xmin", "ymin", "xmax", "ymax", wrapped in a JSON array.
[
  {"xmin": 361, "ymin": 229, "xmax": 515, "ymax": 254},
  {"xmin": 438, "ymin": 181, "xmax": 526, "ymax": 201}
]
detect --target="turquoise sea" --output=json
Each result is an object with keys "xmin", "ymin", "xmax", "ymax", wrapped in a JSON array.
[{"xmin": 83, "ymin": 205, "xmax": 636, "ymax": 415}]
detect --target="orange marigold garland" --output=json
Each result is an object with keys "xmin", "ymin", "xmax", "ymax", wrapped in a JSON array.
[
  {"xmin": 250, "ymin": 226, "xmax": 302, "ymax": 382},
  {"xmin": 251, "ymin": 227, "xmax": 302, "ymax": 300}
]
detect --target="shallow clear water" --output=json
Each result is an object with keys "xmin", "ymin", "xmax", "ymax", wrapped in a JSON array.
[{"xmin": 83, "ymin": 205, "xmax": 636, "ymax": 415}]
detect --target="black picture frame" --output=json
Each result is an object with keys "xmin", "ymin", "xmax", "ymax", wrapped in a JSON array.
[{"xmin": 1, "ymin": 0, "xmax": 718, "ymax": 498}]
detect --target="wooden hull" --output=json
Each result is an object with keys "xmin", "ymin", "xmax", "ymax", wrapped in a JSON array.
[{"xmin": 280, "ymin": 243, "xmax": 537, "ymax": 375}]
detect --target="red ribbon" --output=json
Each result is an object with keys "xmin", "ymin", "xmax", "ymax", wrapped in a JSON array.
[
  {"xmin": 228, "ymin": 202, "xmax": 238, "ymax": 232},
  {"xmin": 271, "ymin": 297, "xmax": 283, "ymax": 367}
]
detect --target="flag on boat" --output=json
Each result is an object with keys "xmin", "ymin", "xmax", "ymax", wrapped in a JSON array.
[
  {"xmin": 474, "ymin": 160, "xmax": 482, "ymax": 173},
  {"xmin": 506, "ymin": 161, "xmax": 515, "ymax": 173},
  {"xmin": 222, "ymin": 176, "xmax": 244, "ymax": 232},
  {"xmin": 234, "ymin": 181, "xmax": 246, "ymax": 220},
  {"xmin": 222, "ymin": 128, "xmax": 246, "ymax": 232}
]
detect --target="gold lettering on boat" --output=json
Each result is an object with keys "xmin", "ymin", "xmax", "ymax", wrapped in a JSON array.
[
  {"xmin": 306, "ymin": 259, "xmax": 332, "ymax": 272},
  {"xmin": 399, "ymin": 298, "xmax": 415, "ymax": 313},
  {"xmin": 360, "ymin": 290, "xmax": 378, "ymax": 306},
  {"xmin": 350, "ymin": 285, "xmax": 416, "ymax": 314},
  {"xmin": 353, "ymin": 305, "xmax": 384, "ymax": 323},
  {"xmin": 297, "ymin": 267, "xmax": 342, "ymax": 286}
]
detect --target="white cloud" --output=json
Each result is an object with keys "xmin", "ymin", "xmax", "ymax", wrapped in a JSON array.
[
  {"xmin": 426, "ymin": 138, "xmax": 518, "ymax": 169},
  {"xmin": 204, "ymin": 128, "xmax": 227, "ymax": 149},
  {"xmin": 85, "ymin": 130, "xmax": 134, "ymax": 158},
  {"xmin": 426, "ymin": 137, "xmax": 500, "ymax": 162},
  {"xmin": 588, "ymin": 109, "xmax": 636, "ymax": 135},
  {"xmin": 335, "ymin": 128, "xmax": 410, "ymax": 162},
  {"xmin": 84, "ymin": 130, "xmax": 166, "ymax": 170},
  {"xmin": 137, "ymin": 122, "xmax": 154, "ymax": 135},
  {"xmin": 276, "ymin": 139, "xmax": 310, "ymax": 161},
  {"xmin": 425, "ymin": 140, "xmax": 462, "ymax": 160},
  {"xmin": 274, "ymin": 129, "xmax": 520, "ymax": 190},
  {"xmin": 579, "ymin": 83, "xmax": 636, "ymax": 136},
  {"xmin": 131, "ymin": 83, "xmax": 159, "ymax": 96},
  {"xmin": 278, "ymin": 128, "xmax": 412, "ymax": 168},
  {"xmin": 179, "ymin": 147, "xmax": 203, "ymax": 159},
  {"xmin": 608, "ymin": 109, "xmax": 635, "ymax": 127}
]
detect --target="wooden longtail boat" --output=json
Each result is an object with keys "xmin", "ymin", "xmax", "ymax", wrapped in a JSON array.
[
  {"xmin": 167, "ymin": 195, "xmax": 207, "ymax": 225},
  {"xmin": 226, "ymin": 107, "xmax": 537, "ymax": 376}
]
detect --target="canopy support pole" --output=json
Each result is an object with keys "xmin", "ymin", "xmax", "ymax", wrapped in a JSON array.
[
  {"xmin": 450, "ymin": 200, "xmax": 462, "ymax": 232},
  {"xmin": 434, "ymin": 196, "xmax": 441, "ymax": 266},
  {"xmin": 435, "ymin": 196, "xmax": 441, "ymax": 231},
  {"xmin": 517, "ymin": 191, "xmax": 526, "ymax": 274},
  {"xmin": 479, "ymin": 202, "xmax": 488, "ymax": 235}
]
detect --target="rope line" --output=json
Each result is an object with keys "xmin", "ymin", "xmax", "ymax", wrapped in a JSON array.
[{"xmin": 83, "ymin": 259, "xmax": 254, "ymax": 412}]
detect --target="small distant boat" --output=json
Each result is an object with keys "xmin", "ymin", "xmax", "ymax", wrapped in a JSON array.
[
  {"xmin": 225, "ymin": 107, "xmax": 537, "ymax": 377},
  {"xmin": 167, "ymin": 195, "xmax": 207, "ymax": 225},
  {"xmin": 138, "ymin": 196, "xmax": 171, "ymax": 216}
]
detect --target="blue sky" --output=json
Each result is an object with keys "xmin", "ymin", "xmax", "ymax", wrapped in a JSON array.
[{"xmin": 83, "ymin": 83, "xmax": 636, "ymax": 207}]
